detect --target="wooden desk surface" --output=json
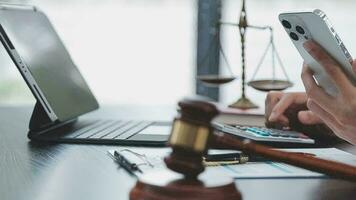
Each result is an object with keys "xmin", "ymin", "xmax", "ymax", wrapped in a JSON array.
[{"xmin": 1, "ymin": 105, "xmax": 356, "ymax": 200}]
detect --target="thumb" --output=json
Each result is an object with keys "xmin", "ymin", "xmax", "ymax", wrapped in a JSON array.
[{"xmin": 298, "ymin": 110, "xmax": 323, "ymax": 125}]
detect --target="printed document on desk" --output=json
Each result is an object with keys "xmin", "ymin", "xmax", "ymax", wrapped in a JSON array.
[
  {"xmin": 108, "ymin": 148, "xmax": 356, "ymax": 179},
  {"xmin": 208, "ymin": 148, "xmax": 356, "ymax": 179}
]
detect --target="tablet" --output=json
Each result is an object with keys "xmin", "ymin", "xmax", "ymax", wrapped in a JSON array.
[{"xmin": 0, "ymin": 5, "xmax": 99, "ymax": 122}]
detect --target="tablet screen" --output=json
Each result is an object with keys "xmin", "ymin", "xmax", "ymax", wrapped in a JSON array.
[{"xmin": 0, "ymin": 9, "xmax": 98, "ymax": 121}]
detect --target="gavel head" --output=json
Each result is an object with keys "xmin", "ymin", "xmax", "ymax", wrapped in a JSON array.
[{"xmin": 164, "ymin": 98, "xmax": 219, "ymax": 179}]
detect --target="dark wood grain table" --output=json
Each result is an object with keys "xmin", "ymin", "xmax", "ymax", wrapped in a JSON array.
[{"xmin": 1, "ymin": 105, "xmax": 356, "ymax": 200}]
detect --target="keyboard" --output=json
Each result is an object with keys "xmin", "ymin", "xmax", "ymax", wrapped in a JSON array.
[
  {"xmin": 213, "ymin": 123, "xmax": 315, "ymax": 145},
  {"xmin": 29, "ymin": 119, "xmax": 171, "ymax": 147},
  {"xmin": 63, "ymin": 120, "xmax": 153, "ymax": 140}
]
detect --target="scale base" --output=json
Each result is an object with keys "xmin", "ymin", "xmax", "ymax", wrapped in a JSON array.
[{"xmin": 229, "ymin": 96, "xmax": 259, "ymax": 110}]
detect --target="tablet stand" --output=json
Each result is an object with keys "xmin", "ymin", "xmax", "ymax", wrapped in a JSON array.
[
  {"xmin": 27, "ymin": 101, "xmax": 78, "ymax": 140},
  {"xmin": 29, "ymin": 101, "xmax": 55, "ymax": 132}
]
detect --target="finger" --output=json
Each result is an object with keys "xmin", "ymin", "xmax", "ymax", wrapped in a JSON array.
[
  {"xmin": 306, "ymin": 99, "xmax": 341, "ymax": 131},
  {"xmin": 265, "ymin": 91, "xmax": 283, "ymax": 119},
  {"xmin": 304, "ymin": 41, "xmax": 353, "ymax": 93},
  {"xmin": 274, "ymin": 115, "xmax": 289, "ymax": 126},
  {"xmin": 269, "ymin": 95, "xmax": 294, "ymax": 121},
  {"xmin": 298, "ymin": 110, "xmax": 323, "ymax": 125},
  {"xmin": 269, "ymin": 93, "xmax": 305, "ymax": 121},
  {"xmin": 301, "ymin": 65, "xmax": 335, "ymax": 111},
  {"xmin": 265, "ymin": 116, "xmax": 290, "ymax": 129}
]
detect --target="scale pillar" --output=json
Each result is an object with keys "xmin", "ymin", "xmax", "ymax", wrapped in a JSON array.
[{"xmin": 229, "ymin": 0, "xmax": 258, "ymax": 109}]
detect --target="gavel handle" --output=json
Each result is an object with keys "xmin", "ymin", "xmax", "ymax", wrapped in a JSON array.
[{"xmin": 212, "ymin": 133, "xmax": 356, "ymax": 182}]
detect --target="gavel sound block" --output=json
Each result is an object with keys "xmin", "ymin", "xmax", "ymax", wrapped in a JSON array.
[
  {"xmin": 130, "ymin": 98, "xmax": 356, "ymax": 200},
  {"xmin": 130, "ymin": 170, "xmax": 241, "ymax": 200}
]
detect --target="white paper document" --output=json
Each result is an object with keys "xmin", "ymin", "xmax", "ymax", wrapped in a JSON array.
[
  {"xmin": 108, "ymin": 148, "xmax": 356, "ymax": 179},
  {"xmin": 209, "ymin": 148, "xmax": 356, "ymax": 179}
]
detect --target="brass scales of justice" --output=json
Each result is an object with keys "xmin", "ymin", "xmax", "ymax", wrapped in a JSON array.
[{"xmin": 197, "ymin": 0, "xmax": 293, "ymax": 109}]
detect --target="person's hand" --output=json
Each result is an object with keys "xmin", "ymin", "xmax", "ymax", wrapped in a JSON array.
[
  {"xmin": 265, "ymin": 91, "xmax": 323, "ymax": 128},
  {"xmin": 302, "ymin": 40, "xmax": 356, "ymax": 144},
  {"xmin": 265, "ymin": 91, "xmax": 341, "ymax": 143}
]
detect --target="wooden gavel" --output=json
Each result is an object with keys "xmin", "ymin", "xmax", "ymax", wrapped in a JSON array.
[{"xmin": 164, "ymin": 98, "xmax": 356, "ymax": 181}]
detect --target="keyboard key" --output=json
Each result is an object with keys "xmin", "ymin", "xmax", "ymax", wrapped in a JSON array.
[
  {"xmin": 247, "ymin": 128, "xmax": 258, "ymax": 133},
  {"xmin": 245, "ymin": 130, "xmax": 260, "ymax": 137},
  {"xmin": 279, "ymin": 133, "xmax": 291, "ymax": 138},
  {"xmin": 63, "ymin": 120, "xmax": 106, "ymax": 138},
  {"xmin": 239, "ymin": 126, "xmax": 248, "ymax": 131},
  {"xmin": 256, "ymin": 131, "xmax": 270, "ymax": 137},
  {"xmin": 115, "ymin": 121, "xmax": 152, "ymax": 139},
  {"xmin": 89, "ymin": 121, "xmax": 129, "ymax": 139},
  {"xmin": 269, "ymin": 133, "xmax": 280, "ymax": 137},
  {"xmin": 101, "ymin": 121, "xmax": 141, "ymax": 139},
  {"xmin": 75, "ymin": 120, "xmax": 117, "ymax": 139}
]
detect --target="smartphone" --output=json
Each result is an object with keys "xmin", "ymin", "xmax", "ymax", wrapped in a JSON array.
[{"xmin": 279, "ymin": 9, "xmax": 356, "ymax": 96}]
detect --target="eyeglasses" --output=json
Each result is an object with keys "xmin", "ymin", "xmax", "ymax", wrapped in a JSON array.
[
  {"xmin": 117, "ymin": 149, "xmax": 154, "ymax": 168},
  {"xmin": 108, "ymin": 148, "xmax": 154, "ymax": 176}
]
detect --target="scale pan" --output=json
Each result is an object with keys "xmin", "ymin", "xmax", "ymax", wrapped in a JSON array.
[
  {"xmin": 248, "ymin": 79, "xmax": 293, "ymax": 92},
  {"xmin": 197, "ymin": 75, "xmax": 236, "ymax": 86}
]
